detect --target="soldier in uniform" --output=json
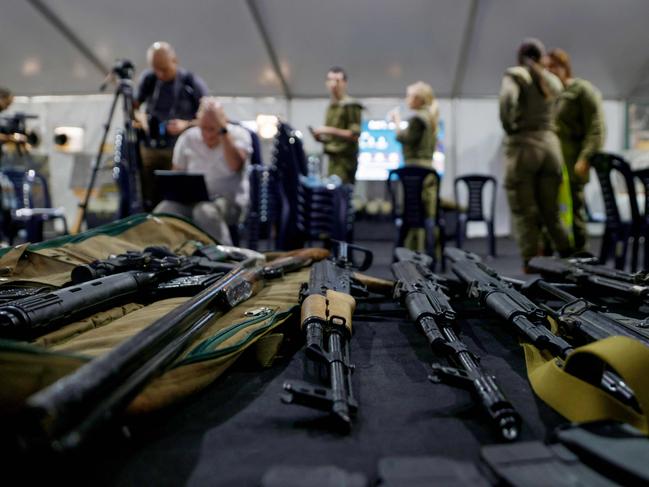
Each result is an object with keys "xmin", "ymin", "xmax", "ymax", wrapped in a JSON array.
[
  {"xmin": 547, "ymin": 48, "xmax": 606, "ymax": 252},
  {"xmin": 311, "ymin": 67, "xmax": 363, "ymax": 184},
  {"xmin": 499, "ymin": 38, "xmax": 572, "ymax": 271},
  {"xmin": 390, "ymin": 81, "xmax": 439, "ymax": 250}
]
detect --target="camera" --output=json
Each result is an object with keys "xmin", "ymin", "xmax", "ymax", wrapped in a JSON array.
[
  {"xmin": 0, "ymin": 112, "xmax": 40, "ymax": 146},
  {"xmin": 111, "ymin": 59, "xmax": 135, "ymax": 81},
  {"xmin": 146, "ymin": 114, "xmax": 168, "ymax": 148}
]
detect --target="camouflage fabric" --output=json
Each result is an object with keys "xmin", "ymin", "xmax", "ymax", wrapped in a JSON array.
[
  {"xmin": 499, "ymin": 65, "xmax": 572, "ymax": 264},
  {"xmin": 328, "ymin": 154, "xmax": 358, "ymax": 185},
  {"xmin": 555, "ymin": 78, "xmax": 605, "ymax": 251},
  {"xmin": 503, "ymin": 132, "xmax": 572, "ymax": 262},
  {"xmin": 324, "ymin": 97, "xmax": 362, "ymax": 183},
  {"xmin": 396, "ymin": 110, "xmax": 436, "ymax": 161}
]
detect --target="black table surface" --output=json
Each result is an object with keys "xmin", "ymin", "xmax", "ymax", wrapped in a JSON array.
[
  {"xmin": 46, "ymin": 302, "xmax": 564, "ymax": 487},
  {"xmin": 8, "ymin": 238, "xmax": 572, "ymax": 486}
]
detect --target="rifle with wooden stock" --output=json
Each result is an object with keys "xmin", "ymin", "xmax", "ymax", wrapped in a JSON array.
[{"xmin": 281, "ymin": 241, "xmax": 376, "ymax": 428}]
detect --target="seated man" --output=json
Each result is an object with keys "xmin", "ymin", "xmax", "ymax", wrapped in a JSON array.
[{"xmin": 154, "ymin": 97, "xmax": 252, "ymax": 244}]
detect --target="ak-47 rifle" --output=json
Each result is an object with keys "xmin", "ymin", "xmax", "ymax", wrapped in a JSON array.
[
  {"xmin": 392, "ymin": 248, "xmax": 521, "ymax": 441},
  {"xmin": 519, "ymin": 277, "xmax": 649, "ymax": 346},
  {"xmin": 445, "ymin": 247, "xmax": 636, "ymax": 408},
  {"xmin": 18, "ymin": 247, "xmax": 329, "ymax": 452},
  {"xmin": 281, "ymin": 241, "xmax": 374, "ymax": 427},
  {"xmin": 528, "ymin": 256, "xmax": 649, "ymax": 304},
  {"xmin": 0, "ymin": 245, "xmax": 255, "ymax": 341}
]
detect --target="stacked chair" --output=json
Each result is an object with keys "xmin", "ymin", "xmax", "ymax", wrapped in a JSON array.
[
  {"xmin": 269, "ymin": 122, "xmax": 354, "ymax": 249},
  {"xmin": 297, "ymin": 179, "xmax": 354, "ymax": 244}
]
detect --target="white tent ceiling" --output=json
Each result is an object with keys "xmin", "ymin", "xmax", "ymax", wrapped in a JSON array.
[{"xmin": 3, "ymin": 0, "xmax": 649, "ymax": 98}]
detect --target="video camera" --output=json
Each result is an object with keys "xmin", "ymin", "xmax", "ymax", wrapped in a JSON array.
[
  {"xmin": 111, "ymin": 59, "xmax": 135, "ymax": 81},
  {"xmin": 0, "ymin": 112, "xmax": 40, "ymax": 146},
  {"xmin": 100, "ymin": 59, "xmax": 136, "ymax": 92}
]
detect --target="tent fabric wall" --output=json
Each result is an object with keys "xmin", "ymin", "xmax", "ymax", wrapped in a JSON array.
[{"xmin": 3, "ymin": 0, "xmax": 649, "ymax": 98}]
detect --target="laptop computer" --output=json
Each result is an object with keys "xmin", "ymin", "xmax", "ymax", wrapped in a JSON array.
[{"xmin": 154, "ymin": 170, "xmax": 210, "ymax": 204}]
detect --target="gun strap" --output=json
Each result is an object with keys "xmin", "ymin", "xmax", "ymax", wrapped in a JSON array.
[{"xmin": 522, "ymin": 336, "xmax": 649, "ymax": 433}]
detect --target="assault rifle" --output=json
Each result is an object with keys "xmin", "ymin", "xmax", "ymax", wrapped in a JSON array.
[
  {"xmin": 281, "ymin": 241, "xmax": 373, "ymax": 427},
  {"xmin": 0, "ymin": 245, "xmax": 256, "ymax": 341},
  {"xmin": 19, "ymin": 247, "xmax": 329, "ymax": 451},
  {"xmin": 445, "ymin": 248, "xmax": 636, "ymax": 407},
  {"xmin": 519, "ymin": 278, "xmax": 649, "ymax": 346},
  {"xmin": 392, "ymin": 248, "xmax": 521, "ymax": 441},
  {"xmin": 528, "ymin": 256, "xmax": 649, "ymax": 304}
]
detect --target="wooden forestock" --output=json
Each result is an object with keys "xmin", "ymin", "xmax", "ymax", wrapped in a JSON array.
[
  {"xmin": 300, "ymin": 290, "xmax": 356, "ymax": 335},
  {"xmin": 353, "ymin": 272, "xmax": 394, "ymax": 296},
  {"xmin": 326, "ymin": 290, "xmax": 356, "ymax": 334},
  {"xmin": 301, "ymin": 294, "xmax": 328, "ymax": 329}
]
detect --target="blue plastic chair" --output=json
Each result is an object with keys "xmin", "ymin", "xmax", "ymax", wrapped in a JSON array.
[
  {"xmin": 387, "ymin": 166, "xmax": 443, "ymax": 269},
  {"xmin": 2, "ymin": 168, "xmax": 68, "ymax": 243}
]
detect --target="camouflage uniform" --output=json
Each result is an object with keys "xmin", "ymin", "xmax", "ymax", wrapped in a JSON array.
[
  {"xmin": 555, "ymin": 78, "xmax": 606, "ymax": 252},
  {"xmin": 323, "ymin": 97, "xmax": 363, "ymax": 184},
  {"xmin": 396, "ymin": 110, "xmax": 437, "ymax": 251},
  {"xmin": 499, "ymin": 66, "xmax": 572, "ymax": 265}
]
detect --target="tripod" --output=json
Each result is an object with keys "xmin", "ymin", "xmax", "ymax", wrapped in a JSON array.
[{"xmin": 73, "ymin": 62, "xmax": 143, "ymax": 234}]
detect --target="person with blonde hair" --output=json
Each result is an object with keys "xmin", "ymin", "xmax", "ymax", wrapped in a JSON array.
[
  {"xmin": 390, "ymin": 81, "xmax": 439, "ymax": 250},
  {"xmin": 154, "ymin": 97, "xmax": 252, "ymax": 245}
]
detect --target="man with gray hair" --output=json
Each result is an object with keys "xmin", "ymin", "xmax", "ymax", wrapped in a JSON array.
[
  {"xmin": 154, "ymin": 97, "xmax": 252, "ymax": 245},
  {"xmin": 135, "ymin": 41, "xmax": 208, "ymax": 210}
]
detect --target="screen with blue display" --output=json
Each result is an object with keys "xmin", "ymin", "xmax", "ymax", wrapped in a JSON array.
[
  {"xmin": 356, "ymin": 120, "xmax": 403, "ymax": 181},
  {"xmin": 356, "ymin": 118, "xmax": 445, "ymax": 181}
]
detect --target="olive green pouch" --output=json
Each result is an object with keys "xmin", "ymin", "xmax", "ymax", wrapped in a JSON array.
[{"xmin": 0, "ymin": 214, "xmax": 305, "ymax": 416}]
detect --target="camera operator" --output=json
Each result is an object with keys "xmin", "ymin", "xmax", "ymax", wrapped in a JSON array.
[
  {"xmin": 0, "ymin": 87, "xmax": 12, "ymax": 113},
  {"xmin": 134, "ymin": 42, "xmax": 208, "ymax": 210},
  {"xmin": 0, "ymin": 87, "xmax": 16, "ymax": 145},
  {"xmin": 0, "ymin": 88, "xmax": 39, "ymax": 153}
]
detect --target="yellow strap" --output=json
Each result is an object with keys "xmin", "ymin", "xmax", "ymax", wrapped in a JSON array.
[
  {"xmin": 523, "ymin": 336, "xmax": 649, "ymax": 433},
  {"xmin": 558, "ymin": 162, "xmax": 575, "ymax": 247}
]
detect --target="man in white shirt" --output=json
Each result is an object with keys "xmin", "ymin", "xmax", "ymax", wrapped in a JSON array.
[{"xmin": 154, "ymin": 97, "xmax": 252, "ymax": 244}]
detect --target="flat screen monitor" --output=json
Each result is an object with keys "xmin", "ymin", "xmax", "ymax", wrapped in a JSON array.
[
  {"xmin": 356, "ymin": 119, "xmax": 403, "ymax": 181},
  {"xmin": 356, "ymin": 119, "xmax": 446, "ymax": 181}
]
